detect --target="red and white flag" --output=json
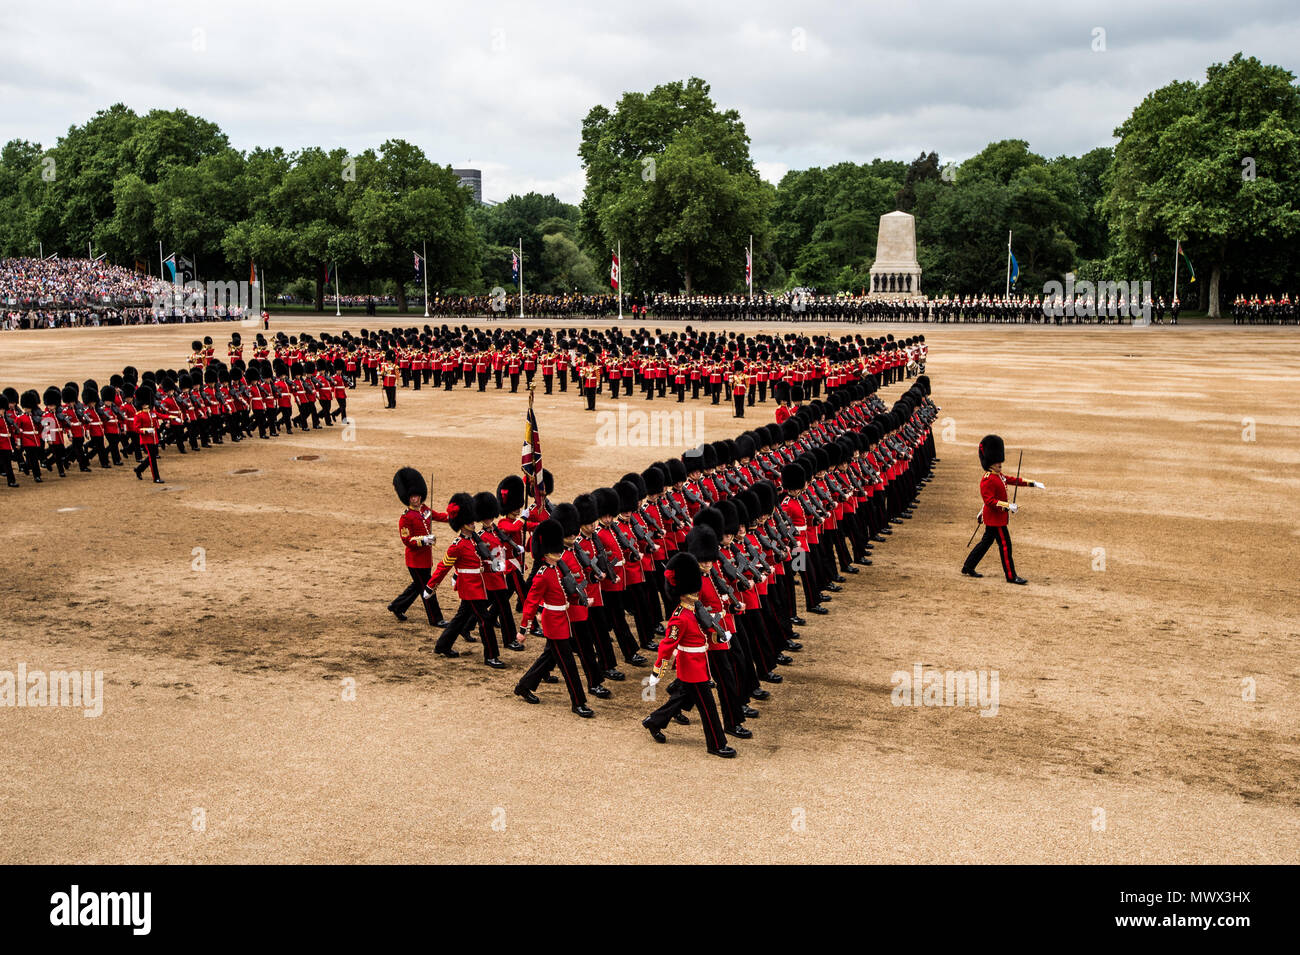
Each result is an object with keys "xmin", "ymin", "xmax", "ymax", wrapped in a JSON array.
[
  {"xmin": 610, "ymin": 252, "xmax": 620, "ymax": 290},
  {"xmin": 745, "ymin": 247, "xmax": 752, "ymax": 289}
]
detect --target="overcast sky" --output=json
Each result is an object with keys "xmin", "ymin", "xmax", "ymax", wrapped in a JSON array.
[{"xmin": 2, "ymin": 0, "xmax": 1297, "ymax": 203}]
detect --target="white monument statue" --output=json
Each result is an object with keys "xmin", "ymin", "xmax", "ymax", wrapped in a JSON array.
[{"xmin": 868, "ymin": 210, "xmax": 922, "ymax": 299}]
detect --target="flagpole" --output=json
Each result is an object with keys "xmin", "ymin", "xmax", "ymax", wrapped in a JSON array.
[
  {"xmin": 334, "ymin": 262, "xmax": 341, "ymax": 317},
  {"xmin": 617, "ymin": 240, "xmax": 623, "ymax": 320},
  {"xmin": 518, "ymin": 238, "xmax": 524, "ymax": 319},
  {"xmin": 422, "ymin": 240, "xmax": 429, "ymax": 318},
  {"xmin": 1005, "ymin": 230, "xmax": 1012, "ymax": 298},
  {"xmin": 1173, "ymin": 240, "xmax": 1180, "ymax": 303},
  {"xmin": 749, "ymin": 234, "xmax": 753, "ymax": 303},
  {"xmin": 159, "ymin": 241, "xmax": 164, "ymax": 281}
]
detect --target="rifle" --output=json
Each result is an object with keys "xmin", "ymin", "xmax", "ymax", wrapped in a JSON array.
[{"xmin": 571, "ymin": 539, "xmax": 605, "ymax": 583}]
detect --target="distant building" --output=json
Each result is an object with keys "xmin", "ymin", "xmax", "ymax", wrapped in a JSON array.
[{"xmin": 452, "ymin": 168, "xmax": 482, "ymax": 204}]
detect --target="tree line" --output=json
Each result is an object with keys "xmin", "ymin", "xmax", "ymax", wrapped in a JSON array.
[{"xmin": 2, "ymin": 53, "xmax": 1295, "ymax": 316}]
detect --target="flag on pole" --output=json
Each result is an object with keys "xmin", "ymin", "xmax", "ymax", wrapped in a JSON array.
[
  {"xmin": 324, "ymin": 262, "xmax": 334, "ymax": 285},
  {"xmin": 610, "ymin": 251, "xmax": 620, "ymax": 290},
  {"xmin": 745, "ymin": 246, "xmax": 752, "ymax": 289},
  {"xmin": 413, "ymin": 251, "xmax": 424, "ymax": 284},
  {"xmin": 249, "ymin": 260, "xmax": 257, "ymax": 284},
  {"xmin": 1177, "ymin": 241, "xmax": 1196, "ymax": 282},
  {"xmin": 134, "ymin": 259, "xmax": 147, "ymax": 274},
  {"xmin": 511, "ymin": 251, "xmax": 519, "ymax": 283},
  {"xmin": 522, "ymin": 392, "xmax": 544, "ymax": 510},
  {"xmin": 91, "ymin": 251, "xmax": 107, "ymax": 264},
  {"xmin": 163, "ymin": 253, "xmax": 178, "ymax": 282},
  {"xmin": 1009, "ymin": 251, "xmax": 1019, "ymax": 287}
]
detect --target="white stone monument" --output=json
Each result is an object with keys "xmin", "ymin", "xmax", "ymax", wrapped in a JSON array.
[{"xmin": 868, "ymin": 210, "xmax": 922, "ymax": 299}]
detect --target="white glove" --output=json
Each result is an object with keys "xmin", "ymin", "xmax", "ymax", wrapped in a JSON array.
[
  {"xmin": 1032, "ymin": 481, "xmax": 1045, "ymax": 489},
  {"xmin": 1007, "ymin": 502, "xmax": 1018, "ymax": 514},
  {"xmin": 722, "ymin": 631, "xmax": 733, "ymax": 644},
  {"xmin": 647, "ymin": 674, "xmax": 660, "ymax": 686}
]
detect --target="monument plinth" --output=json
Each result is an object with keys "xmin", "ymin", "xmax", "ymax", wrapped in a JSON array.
[{"xmin": 868, "ymin": 210, "xmax": 922, "ymax": 300}]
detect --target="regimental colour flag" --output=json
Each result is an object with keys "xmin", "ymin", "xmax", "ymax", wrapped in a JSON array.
[
  {"xmin": 1177, "ymin": 241, "xmax": 1196, "ymax": 283},
  {"xmin": 610, "ymin": 251, "xmax": 620, "ymax": 290},
  {"xmin": 522, "ymin": 398, "xmax": 543, "ymax": 509}
]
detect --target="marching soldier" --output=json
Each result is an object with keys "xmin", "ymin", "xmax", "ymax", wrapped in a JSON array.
[
  {"xmin": 514, "ymin": 518, "xmax": 595, "ymax": 717},
  {"xmin": 960, "ymin": 434, "xmax": 1044, "ymax": 584},
  {"xmin": 388, "ymin": 467, "xmax": 448, "ymax": 627},
  {"xmin": 641, "ymin": 551, "xmax": 737, "ymax": 758}
]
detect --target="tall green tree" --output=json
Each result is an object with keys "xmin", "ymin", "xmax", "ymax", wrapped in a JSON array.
[
  {"xmin": 579, "ymin": 77, "xmax": 770, "ymax": 293},
  {"xmin": 1103, "ymin": 53, "xmax": 1300, "ymax": 315}
]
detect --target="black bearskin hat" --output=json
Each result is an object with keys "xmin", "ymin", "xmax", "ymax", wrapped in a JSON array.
[
  {"xmin": 714, "ymin": 499, "xmax": 740, "ymax": 538},
  {"xmin": 20, "ymin": 389, "xmax": 41, "ymax": 411},
  {"xmin": 533, "ymin": 518, "xmax": 566, "ymax": 556},
  {"xmin": 447, "ymin": 492, "xmax": 476, "ymax": 531},
  {"xmin": 496, "ymin": 474, "xmax": 525, "ymax": 513},
  {"xmin": 60, "ymin": 383, "xmax": 78, "ymax": 403},
  {"xmin": 781, "ymin": 462, "xmax": 806, "ymax": 492},
  {"xmin": 685, "ymin": 524, "xmax": 720, "ymax": 563},
  {"xmin": 641, "ymin": 465, "xmax": 665, "ymax": 496},
  {"xmin": 682, "ymin": 445, "xmax": 705, "ymax": 473},
  {"xmin": 693, "ymin": 506, "xmax": 724, "ymax": 539},
  {"xmin": 43, "ymin": 385, "xmax": 61, "ymax": 406},
  {"xmin": 663, "ymin": 551, "xmax": 703, "ymax": 600},
  {"xmin": 553, "ymin": 502, "xmax": 581, "ymax": 538},
  {"xmin": 614, "ymin": 480, "xmax": 640, "ymax": 514},
  {"xmin": 978, "ymin": 434, "xmax": 1005, "ymax": 470},
  {"xmin": 135, "ymin": 384, "xmax": 155, "ymax": 406},
  {"xmin": 473, "ymin": 490, "xmax": 501, "ymax": 522},
  {"xmin": 665, "ymin": 457, "xmax": 687, "ymax": 484},
  {"xmin": 393, "ymin": 467, "xmax": 427, "ymax": 504},
  {"xmin": 594, "ymin": 486, "xmax": 621, "ymax": 519},
  {"xmin": 573, "ymin": 493, "xmax": 600, "ymax": 527}
]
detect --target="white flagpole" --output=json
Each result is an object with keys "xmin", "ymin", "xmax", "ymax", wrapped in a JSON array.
[
  {"xmin": 88, "ymin": 241, "xmax": 92, "ymax": 259},
  {"xmin": 749, "ymin": 234, "xmax": 753, "ymax": 303},
  {"xmin": 518, "ymin": 237, "xmax": 524, "ymax": 319},
  {"xmin": 1005, "ymin": 230, "xmax": 1012, "ymax": 298},
  {"xmin": 159, "ymin": 240, "xmax": 164, "ymax": 280},
  {"xmin": 334, "ymin": 262, "xmax": 341, "ymax": 317},
  {"xmin": 617, "ymin": 240, "xmax": 623, "ymax": 320},
  {"xmin": 422, "ymin": 241, "xmax": 430, "ymax": 318}
]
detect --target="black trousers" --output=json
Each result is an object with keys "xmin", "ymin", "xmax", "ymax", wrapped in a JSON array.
[
  {"xmin": 602, "ymin": 590, "xmax": 641, "ymax": 662},
  {"xmin": 485, "ymin": 587, "xmax": 518, "ymax": 644},
  {"xmin": 392, "ymin": 566, "xmax": 443, "ymax": 623},
  {"xmin": 733, "ymin": 393, "xmax": 745, "ymax": 417},
  {"xmin": 436, "ymin": 597, "xmax": 499, "ymax": 660},
  {"xmin": 517, "ymin": 637, "xmax": 586, "ymax": 708},
  {"xmin": 134, "ymin": 444, "xmax": 160, "ymax": 481},
  {"xmin": 384, "ymin": 386, "xmax": 396, "ymax": 408},
  {"xmin": 963, "ymin": 524, "xmax": 1017, "ymax": 581},
  {"xmin": 1, "ymin": 448, "xmax": 15, "ymax": 484},
  {"xmin": 646, "ymin": 678, "xmax": 728, "ymax": 752}
]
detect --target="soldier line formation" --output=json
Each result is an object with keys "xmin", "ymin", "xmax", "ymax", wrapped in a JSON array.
[
  {"xmin": 1, "ymin": 323, "xmax": 924, "ymax": 488},
  {"xmin": 387, "ymin": 350, "xmax": 938, "ymax": 758}
]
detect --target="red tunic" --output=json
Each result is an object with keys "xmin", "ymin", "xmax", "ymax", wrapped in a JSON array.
[
  {"xmin": 653, "ymin": 604, "xmax": 711, "ymax": 683},
  {"xmin": 519, "ymin": 562, "xmax": 571, "ymax": 639},
  {"xmin": 428, "ymin": 535, "xmax": 487, "ymax": 599},
  {"xmin": 980, "ymin": 471, "xmax": 1030, "ymax": 527}
]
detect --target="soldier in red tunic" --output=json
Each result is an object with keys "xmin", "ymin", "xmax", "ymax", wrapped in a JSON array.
[
  {"xmin": 961, "ymin": 434, "xmax": 1044, "ymax": 584},
  {"xmin": 641, "ymin": 551, "xmax": 736, "ymax": 758},
  {"xmin": 514, "ymin": 519, "xmax": 594, "ymax": 716},
  {"xmin": 131, "ymin": 384, "xmax": 164, "ymax": 483},
  {"xmin": 430, "ymin": 493, "xmax": 504, "ymax": 667},
  {"xmin": 388, "ymin": 467, "xmax": 447, "ymax": 626}
]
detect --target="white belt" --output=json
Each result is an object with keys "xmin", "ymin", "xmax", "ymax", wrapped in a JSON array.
[
  {"xmin": 542, "ymin": 603, "xmax": 568, "ymax": 612},
  {"xmin": 794, "ymin": 525, "xmax": 807, "ymax": 531},
  {"xmin": 457, "ymin": 567, "xmax": 481, "ymax": 574},
  {"xmin": 613, "ymin": 560, "xmax": 624, "ymax": 566},
  {"xmin": 677, "ymin": 644, "xmax": 707, "ymax": 653}
]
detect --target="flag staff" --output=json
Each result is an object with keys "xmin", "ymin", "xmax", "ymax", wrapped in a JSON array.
[
  {"xmin": 1004, "ymin": 230, "xmax": 1012, "ymax": 298},
  {"xmin": 518, "ymin": 237, "xmax": 524, "ymax": 319},
  {"xmin": 617, "ymin": 240, "xmax": 623, "ymax": 320},
  {"xmin": 334, "ymin": 262, "xmax": 341, "ymax": 317},
  {"xmin": 422, "ymin": 241, "xmax": 430, "ymax": 318}
]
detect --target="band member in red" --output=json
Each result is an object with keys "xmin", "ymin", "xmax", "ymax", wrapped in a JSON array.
[
  {"xmin": 961, "ymin": 434, "xmax": 1044, "ymax": 585},
  {"xmin": 514, "ymin": 519, "xmax": 593, "ymax": 716},
  {"xmin": 642, "ymin": 550, "xmax": 735, "ymax": 758}
]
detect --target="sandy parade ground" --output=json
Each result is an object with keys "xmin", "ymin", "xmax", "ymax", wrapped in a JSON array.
[{"xmin": 1, "ymin": 316, "xmax": 1297, "ymax": 864}]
